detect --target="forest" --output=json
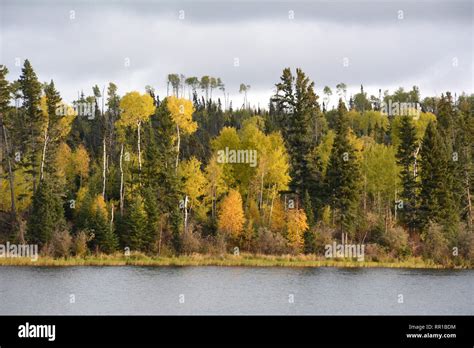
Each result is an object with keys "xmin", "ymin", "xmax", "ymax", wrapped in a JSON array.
[{"xmin": 0, "ymin": 60, "xmax": 472, "ymax": 266}]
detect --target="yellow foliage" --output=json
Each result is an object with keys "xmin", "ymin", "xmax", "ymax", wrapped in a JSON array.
[
  {"xmin": 286, "ymin": 209, "xmax": 308, "ymax": 252},
  {"xmin": 72, "ymin": 145, "xmax": 90, "ymax": 182},
  {"xmin": 248, "ymin": 199, "xmax": 260, "ymax": 226},
  {"xmin": 217, "ymin": 189, "xmax": 245, "ymax": 239},
  {"xmin": 178, "ymin": 157, "xmax": 207, "ymax": 209},
  {"xmin": 92, "ymin": 195, "xmax": 109, "ymax": 220},
  {"xmin": 55, "ymin": 142, "xmax": 73, "ymax": 182},
  {"xmin": 116, "ymin": 91, "xmax": 155, "ymax": 131},
  {"xmin": 0, "ymin": 168, "xmax": 31, "ymax": 212},
  {"xmin": 204, "ymin": 155, "xmax": 227, "ymax": 199},
  {"xmin": 166, "ymin": 96, "xmax": 197, "ymax": 134},
  {"xmin": 270, "ymin": 199, "xmax": 286, "ymax": 233},
  {"xmin": 347, "ymin": 128, "xmax": 364, "ymax": 161},
  {"xmin": 75, "ymin": 187, "xmax": 89, "ymax": 211},
  {"xmin": 39, "ymin": 96, "xmax": 76, "ymax": 140},
  {"xmin": 321, "ymin": 205, "xmax": 332, "ymax": 226}
]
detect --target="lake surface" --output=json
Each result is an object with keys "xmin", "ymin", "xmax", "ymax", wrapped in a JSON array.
[{"xmin": 0, "ymin": 266, "xmax": 472, "ymax": 315}]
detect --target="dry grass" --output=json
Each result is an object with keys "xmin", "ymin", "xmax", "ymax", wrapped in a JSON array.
[{"xmin": 0, "ymin": 252, "xmax": 468, "ymax": 269}]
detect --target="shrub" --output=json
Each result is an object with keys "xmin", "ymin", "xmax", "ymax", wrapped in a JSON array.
[
  {"xmin": 72, "ymin": 230, "xmax": 89, "ymax": 257},
  {"xmin": 181, "ymin": 228, "xmax": 202, "ymax": 255},
  {"xmin": 51, "ymin": 229, "xmax": 72, "ymax": 258},
  {"xmin": 311, "ymin": 224, "xmax": 335, "ymax": 255},
  {"xmin": 454, "ymin": 223, "xmax": 474, "ymax": 266},
  {"xmin": 421, "ymin": 223, "xmax": 450, "ymax": 265},
  {"xmin": 256, "ymin": 227, "xmax": 288, "ymax": 255},
  {"xmin": 381, "ymin": 226, "xmax": 410, "ymax": 258}
]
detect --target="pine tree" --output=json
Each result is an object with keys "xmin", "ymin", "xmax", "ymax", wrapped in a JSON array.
[
  {"xmin": 303, "ymin": 190, "xmax": 314, "ymax": 227},
  {"xmin": 0, "ymin": 65, "xmax": 17, "ymax": 222},
  {"xmin": 142, "ymin": 99, "xmax": 182, "ymax": 252},
  {"xmin": 395, "ymin": 115, "xmax": 419, "ymax": 232},
  {"xmin": 419, "ymin": 122, "xmax": 447, "ymax": 225},
  {"xmin": 89, "ymin": 195, "xmax": 118, "ymax": 253},
  {"xmin": 124, "ymin": 195, "xmax": 147, "ymax": 251},
  {"xmin": 27, "ymin": 180, "xmax": 65, "ymax": 246},
  {"xmin": 272, "ymin": 68, "xmax": 322, "ymax": 193},
  {"xmin": 41, "ymin": 80, "xmax": 62, "ymax": 180},
  {"xmin": 326, "ymin": 100, "xmax": 361, "ymax": 234},
  {"xmin": 17, "ymin": 60, "xmax": 43, "ymax": 192}
]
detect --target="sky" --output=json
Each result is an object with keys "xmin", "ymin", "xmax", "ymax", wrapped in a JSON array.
[{"xmin": 0, "ymin": 0, "xmax": 472, "ymax": 109}]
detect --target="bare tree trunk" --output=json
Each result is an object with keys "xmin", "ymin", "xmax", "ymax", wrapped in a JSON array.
[
  {"xmin": 39, "ymin": 127, "xmax": 48, "ymax": 181},
  {"xmin": 413, "ymin": 145, "xmax": 420, "ymax": 178},
  {"xmin": 102, "ymin": 138, "xmax": 106, "ymax": 198},
  {"xmin": 110, "ymin": 204, "xmax": 114, "ymax": 229},
  {"xmin": 119, "ymin": 144, "xmax": 124, "ymax": 216},
  {"xmin": 394, "ymin": 190, "xmax": 398, "ymax": 222},
  {"xmin": 466, "ymin": 170, "xmax": 472, "ymax": 230},
  {"xmin": 158, "ymin": 215, "xmax": 164, "ymax": 255},
  {"xmin": 259, "ymin": 171, "xmax": 264, "ymax": 210},
  {"xmin": 211, "ymin": 186, "xmax": 216, "ymax": 219},
  {"xmin": 363, "ymin": 174, "xmax": 367, "ymax": 213},
  {"xmin": 175, "ymin": 124, "xmax": 180, "ymax": 172},
  {"xmin": 183, "ymin": 196, "xmax": 188, "ymax": 234},
  {"xmin": 268, "ymin": 185, "xmax": 276, "ymax": 226},
  {"xmin": 1, "ymin": 121, "xmax": 17, "ymax": 218},
  {"xmin": 137, "ymin": 121, "xmax": 142, "ymax": 172}
]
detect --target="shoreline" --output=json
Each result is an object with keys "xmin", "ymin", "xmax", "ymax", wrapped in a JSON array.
[{"xmin": 0, "ymin": 253, "xmax": 471, "ymax": 269}]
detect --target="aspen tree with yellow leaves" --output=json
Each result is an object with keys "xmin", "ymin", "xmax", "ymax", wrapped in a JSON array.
[
  {"xmin": 117, "ymin": 92, "xmax": 155, "ymax": 172},
  {"xmin": 166, "ymin": 96, "xmax": 197, "ymax": 171},
  {"xmin": 218, "ymin": 189, "xmax": 245, "ymax": 241}
]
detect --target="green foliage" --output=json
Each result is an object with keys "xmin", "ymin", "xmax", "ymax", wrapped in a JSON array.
[
  {"xmin": 326, "ymin": 104, "xmax": 361, "ymax": 234},
  {"xmin": 27, "ymin": 180, "xmax": 65, "ymax": 245},
  {"xmin": 0, "ymin": 60, "xmax": 471, "ymax": 265},
  {"xmin": 395, "ymin": 115, "xmax": 419, "ymax": 231}
]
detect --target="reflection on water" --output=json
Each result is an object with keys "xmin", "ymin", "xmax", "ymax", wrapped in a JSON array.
[{"xmin": 0, "ymin": 266, "xmax": 472, "ymax": 315}]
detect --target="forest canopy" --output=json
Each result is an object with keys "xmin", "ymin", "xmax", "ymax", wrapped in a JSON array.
[{"xmin": 0, "ymin": 61, "xmax": 472, "ymax": 266}]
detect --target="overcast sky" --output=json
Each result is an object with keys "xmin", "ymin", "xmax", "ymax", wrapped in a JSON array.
[{"xmin": 0, "ymin": 0, "xmax": 472, "ymax": 108}]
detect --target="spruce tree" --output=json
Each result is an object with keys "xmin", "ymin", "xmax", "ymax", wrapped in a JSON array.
[
  {"xmin": 419, "ymin": 122, "xmax": 449, "ymax": 226},
  {"xmin": 272, "ymin": 68, "xmax": 322, "ymax": 193},
  {"xmin": 419, "ymin": 94, "xmax": 462, "ymax": 240},
  {"xmin": 395, "ymin": 115, "xmax": 419, "ymax": 232},
  {"xmin": 326, "ymin": 100, "xmax": 361, "ymax": 234},
  {"xmin": 17, "ymin": 60, "xmax": 42, "ymax": 192},
  {"xmin": 27, "ymin": 180, "xmax": 65, "ymax": 246},
  {"xmin": 42, "ymin": 80, "xmax": 62, "ymax": 178},
  {"xmin": 124, "ymin": 195, "xmax": 147, "ymax": 251}
]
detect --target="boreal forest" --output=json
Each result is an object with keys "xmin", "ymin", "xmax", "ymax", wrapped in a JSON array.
[{"xmin": 0, "ymin": 60, "xmax": 472, "ymax": 266}]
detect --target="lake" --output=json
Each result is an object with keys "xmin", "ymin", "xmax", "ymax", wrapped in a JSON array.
[{"xmin": 0, "ymin": 266, "xmax": 472, "ymax": 315}]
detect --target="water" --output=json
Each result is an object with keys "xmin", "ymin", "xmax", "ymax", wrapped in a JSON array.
[{"xmin": 0, "ymin": 266, "xmax": 472, "ymax": 315}]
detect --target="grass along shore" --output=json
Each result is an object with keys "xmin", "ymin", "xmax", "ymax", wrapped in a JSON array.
[{"xmin": 0, "ymin": 252, "xmax": 470, "ymax": 269}]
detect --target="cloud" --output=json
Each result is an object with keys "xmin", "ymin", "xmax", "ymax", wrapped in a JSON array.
[{"xmin": 0, "ymin": 0, "xmax": 472, "ymax": 107}]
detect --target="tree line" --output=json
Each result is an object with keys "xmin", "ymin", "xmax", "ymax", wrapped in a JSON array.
[{"xmin": 0, "ymin": 61, "xmax": 472, "ymax": 265}]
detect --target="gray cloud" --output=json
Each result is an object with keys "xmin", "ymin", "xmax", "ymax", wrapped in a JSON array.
[{"xmin": 1, "ymin": 0, "xmax": 472, "ymax": 107}]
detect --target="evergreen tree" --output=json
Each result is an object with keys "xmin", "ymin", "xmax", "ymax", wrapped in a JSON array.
[
  {"xmin": 17, "ymin": 60, "xmax": 43, "ymax": 192},
  {"xmin": 272, "ymin": 68, "xmax": 323, "ymax": 193},
  {"xmin": 395, "ymin": 115, "xmax": 419, "ymax": 232},
  {"xmin": 419, "ymin": 122, "xmax": 459, "ymax": 241},
  {"xmin": 303, "ymin": 190, "xmax": 315, "ymax": 227},
  {"xmin": 124, "ymin": 195, "xmax": 147, "ymax": 251},
  {"xmin": 27, "ymin": 180, "xmax": 65, "ymax": 246},
  {"xmin": 41, "ymin": 80, "xmax": 62, "ymax": 179},
  {"xmin": 88, "ymin": 195, "xmax": 118, "ymax": 253},
  {"xmin": 326, "ymin": 100, "xmax": 361, "ymax": 234},
  {"xmin": 0, "ymin": 65, "xmax": 17, "ymax": 222}
]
